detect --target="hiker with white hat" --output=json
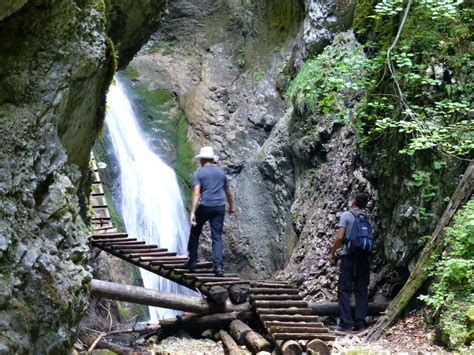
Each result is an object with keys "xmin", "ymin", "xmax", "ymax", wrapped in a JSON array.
[{"xmin": 184, "ymin": 146, "xmax": 235, "ymax": 276}]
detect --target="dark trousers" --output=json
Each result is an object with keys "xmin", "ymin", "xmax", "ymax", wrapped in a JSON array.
[
  {"xmin": 338, "ymin": 253, "xmax": 370, "ymax": 329},
  {"xmin": 188, "ymin": 205, "xmax": 226, "ymax": 270}
]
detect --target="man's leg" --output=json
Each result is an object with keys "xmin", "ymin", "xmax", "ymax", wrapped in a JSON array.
[
  {"xmin": 209, "ymin": 205, "xmax": 226, "ymax": 273},
  {"xmin": 187, "ymin": 207, "xmax": 208, "ymax": 267},
  {"xmin": 354, "ymin": 252, "xmax": 370, "ymax": 329},
  {"xmin": 338, "ymin": 254, "xmax": 355, "ymax": 330}
]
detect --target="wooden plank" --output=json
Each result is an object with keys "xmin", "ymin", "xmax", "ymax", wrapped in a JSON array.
[
  {"xmin": 251, "ymin": 294, "xmax": 303, "ymax": 301},
  {"xmin": 115, "ymin": 245, "xmax": 160, "ymax": 251},
  {"xmin": 272, "ymin": 333, "xmax": 336, "ymax": 342},
  {"xmin": 149, "ymin": 257, "xmax": 189, "ymax": 264},
  {"xmin": 250, "ymin": 281, "xmax": 295, "ymax": 288},
  {"xmin": 260, "ymin": 315, "xmax": 320, "ymax": 322},
  {"xmin": 137, "ymin": 253, "xmax": 178, "ymax": 261},
  {"xmin": 193, "ymin": 277, "xmax": 241, "ymax": 283},
  {"xmin": 183, "ymin": 273, "xmax": 239, "ymax": 278},
  {"xmin": 124, "ymin": 249, "xmax": 169, "ymax": 256},
  {"xmin": 92, "ymin": 204, "xmax": 109, "ymax": 209},
  {"xmin": 92, "ymin": 238, "xmax": 137, "ymax": 243},
  {"xmin": 100, "ymin": 241, "xmax": 146, "ymax": 246},
  {"xmin": 254, "ymin": 300, "xmax": 307, "ymax": 308},
  {"xmin": 268, "ymin": 326, "xmax": 329, "ymax": 334},
  {"xmin": 249, "ymin": 288, "xmax": 300, "ymax": 295},
  {"xmin": 258, "ymin": 308, "xmax": 313, "ymax": 315},
  {"xmin": 264, "ymin": 321, "xmax": 324, "ymax": 328},
  {"xmin": 91, "ymin": 233, "xmax": 128, "ymax": 239}
]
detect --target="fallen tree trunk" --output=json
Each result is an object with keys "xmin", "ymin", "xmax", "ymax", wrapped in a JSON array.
[
  {"xmin": 308, "ymin": 302, "xmax": 388, "ymax": 316},
  {"xmin": 158, "ymin": 311, "xmax": 253, "ymax": 331},
  {"xmin": 90, "ymin": 279, "xmax": 250, "ymax": 315},
  {"xmin": 229, "ymin": 320, "xmax": 273, "ymax": 353},
  {"xmin": 368, "ymin": 162, "xmax": 474, "ymax": 340},
  {"xmin": 219, "ymin": 330, "xmax": 244, "ymax": 355}
]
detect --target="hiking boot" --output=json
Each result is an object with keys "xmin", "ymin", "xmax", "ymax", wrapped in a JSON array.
[
  {"xmin": 214, "ymin": 268, "xmax": 224, "ymax": 277},
  {"xmin": 334, "ymin": 325, "xmax": 353, "ymax": 333},
  {"xmin": 183, "ymin": 261, "xmax": 197, "ymax": 272},
  {"xmin": 353, "ymin": 324, "xmax": 367, "ymax": 332}
]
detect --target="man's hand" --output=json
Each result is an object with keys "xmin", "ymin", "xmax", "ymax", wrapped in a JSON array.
[
  {"xmin": 228, "ymin": 207, "xmax": 236, "ymax": 215},
  {"xmin": 190, "ymin": 212, "xmax": 197, "ymax": 227},
  {"xmin": 329, "ymin": 252, "xmax": 338, "ymax": 266}
]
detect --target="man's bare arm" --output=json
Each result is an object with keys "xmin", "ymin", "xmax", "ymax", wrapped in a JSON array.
[
  {"xmin": 190, "ymin": 185, "xmax": 200, "ymax": 226},
  {"xmin": 224, "ymin": 186, "xmax": 235, "ymax": 214},
  {"xmin": 329, "ymin": 227, "xmax": 345, "ymax": 265}
]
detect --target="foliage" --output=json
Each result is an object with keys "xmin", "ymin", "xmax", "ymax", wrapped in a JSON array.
[
  {"xmin": 148, "ymin": 40, "xmax": 176, "ymax": 55},
  {"xmin": 237, "ymin": 46, "xmax": 246, "ymax": 68},
  {"xmin": 255, "ymin": 68, "xmax": 265, "ymax": 84},
  {"xmin": 286, "ymin": 33, "xmax": 370, "ymax": 125},
  {"xmin": 419, "ymin": 198, "xmax": 474, "ymax": 349},
  {"xmin": 356, "ymin": 0, "xmax": 474, "ymax": 158}
]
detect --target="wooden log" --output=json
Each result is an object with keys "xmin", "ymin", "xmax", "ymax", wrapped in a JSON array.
[
  {"xmin": 308, "ymin": 302, "xmax": 388, "ymax": 316},
  {"xmin": 260, "ymin": 315, "xmax": 320, "ymax": 322},
  {"xmin": 369, "ymin": 162, "xmax": 474, "ymax": 340},
  {"xmin": 207, "ymin": 285, "xmax": 229, "ymax": 304},
  {"xmin": 229, "ymin": 319, "xmax": 250, "ymax": 345},
  {"xmin": 91, "ymin": 279, "xmax": 211, "ymax": 314},
  {"xmin": 91, "ymin": 279, "xmax": 250, "ymax": 314},
  {"xmin": 229, "ymin": 284, "xmax": 249, "ymax": 304},
  {"xmin": 158, "ymin": 311, "xmax": 253, "ymax": 331},
  {"xmin": 272, "ymin": 333, "xmax": 336, "ymax": 342},
  {"xmin": 251, "ymin": 294, "xmax": 303, "ymax": 301},
  {"xmin": 249, "ymin": 288, "xmax": 300, "ymax": 295},
  {"xmin": 280, "ymin": 340, "xmax": 302, "ymax": 355},
  {"xmin": 219, "ymin": 330, "xmax": 244, "ymax": 355},
  {"xmin": 254, "ymin": 301, "xmax": 307, "ymax": 308},
  {"xmin": 306, "ymin": 339, "xmax": 330, "ymax": 355},
  {"xmin": 258, "ymin": 308, "xmax": 313, "ymax": 315},
  {"xmin": 229, "ymin": 320, "xmax": 272, "ymax": 353},
  {"xmin": 245, "ymin": 330, "xmax": 273, "ymax": 353}
]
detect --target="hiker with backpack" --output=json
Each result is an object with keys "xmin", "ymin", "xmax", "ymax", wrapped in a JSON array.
[{"xmin": 329, "ymin": 193, "xmax": 373, "ymax": 332}]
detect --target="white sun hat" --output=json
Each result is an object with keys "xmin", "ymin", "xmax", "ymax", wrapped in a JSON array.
[{"xmin": 195, "ymin": 146, "xmax": 219, "ymax": 162}]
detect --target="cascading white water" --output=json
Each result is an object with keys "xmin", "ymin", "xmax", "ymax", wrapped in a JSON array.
[{"xmin": 105, "ymin": 77, "xmax": 190, "ymax": 321}]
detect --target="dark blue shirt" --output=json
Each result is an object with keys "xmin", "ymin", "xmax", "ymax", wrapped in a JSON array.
[{"xmin": 192, "ymin": 165, "xmax": 228, "ymax": 207}]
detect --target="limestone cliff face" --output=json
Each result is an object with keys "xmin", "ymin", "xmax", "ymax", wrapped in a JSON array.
[
  {"xmin": 122, "ymin": 0, "xmax": 357, "ymax": 279},
  {"xmin": 122, "ymin": 0, "xmax": 458, "ymax": 302},
  {"xmin": 0, "ymin": 1, "xmax": 164, "ymax": 353}
]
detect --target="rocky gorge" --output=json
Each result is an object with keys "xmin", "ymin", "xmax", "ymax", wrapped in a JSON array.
[{"xmin": 0, "ymin": 0, "xmax": 471, "ymax": 353}]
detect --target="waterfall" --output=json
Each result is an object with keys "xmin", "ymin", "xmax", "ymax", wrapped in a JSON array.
[{"xmin": 105, "ymin": 77, "xmax": 190, "ymax": 321}]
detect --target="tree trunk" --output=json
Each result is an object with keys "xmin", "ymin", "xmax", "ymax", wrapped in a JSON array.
[
  {"xmin": 219, "ymin": 330, "xmax": 245, "ymax": 355},
  {"xmin": 229, "ymin": 320, "xmax": 273, "ymax": 353},
  {"xmin": 90, "ymin": 279, "xmax": 250, "ymax": 314},
  {"xmin": 368, "ymin": 162, "xmax": 474, "ymax": 340}
]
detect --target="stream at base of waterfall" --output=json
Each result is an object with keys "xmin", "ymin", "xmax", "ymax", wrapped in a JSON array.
[{"xmin": 105, "ymin": 76, "xmax": 192, "ymax": 321}]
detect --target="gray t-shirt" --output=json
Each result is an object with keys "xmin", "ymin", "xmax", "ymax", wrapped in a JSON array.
[
  {"xmin": 192, "ymin": 165, "xmax": 228, "ymax": 207},
  {"xmin": 337, "ymin": 208, "xmax": 363, "ymax": 255}
]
